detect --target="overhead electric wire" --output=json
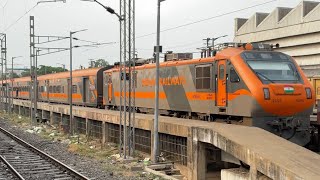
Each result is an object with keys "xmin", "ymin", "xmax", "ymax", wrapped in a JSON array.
[
  {"xmin": 79, "ymin": 0, "xmax": 278, "ymax": 52},
  {"xmin": 165, "ymin": 40, "xmax": 203, "ymax": 49},
  {"xmin": 1, "ymin": 0, "xmax": 278, "ymax": 60},
  {"xmin": 74, "ymin": 38, "xmax": 117, "ymax": 46},
  {"xmin": 1, "ymin": 0, "xmax": 9, "ymax": 8},
  {"xmin": 74, "ymin": 38, "xmax": 100, "ymax": 44},
  {"xmin": 3, "ymin": 4, "xmax": 37, "ymax": 32},
  {"xmin": 79, "ymin": 41, "xmax": 118, "ymax": 53},
  {"xmin": 135, "ymin": 0, "xmax": 277, "ymax": 39}
]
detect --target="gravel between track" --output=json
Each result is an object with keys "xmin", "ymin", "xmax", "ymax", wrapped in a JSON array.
[{"xmin": 0, "ymin": 118, "xmax": 126, "ymax": 180}]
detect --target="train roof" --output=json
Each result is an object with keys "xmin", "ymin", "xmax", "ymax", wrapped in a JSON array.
[
  {"xmin": 0, "ymin": 67, "xmax": 107, "ymax": 85},
  {"xmin": 2, "ymin": 76, "xmax": 31, "ymax": 84},
  {"xmin": 105, "ymin": 47, "xmax": 244, "ymax": 73},
  {"xmin": 38, "ymin": 67, "xmax": 102, "ymax": 80}
]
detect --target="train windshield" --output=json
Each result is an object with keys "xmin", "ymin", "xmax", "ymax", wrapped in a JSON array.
[{"xmin": 242, "ymin": 51, "xmax": 301, "ymax": 83}]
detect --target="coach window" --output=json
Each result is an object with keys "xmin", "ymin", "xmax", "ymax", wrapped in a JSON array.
[
  {"xmin": 195, "ymin": 65, "xmax": 212, "ymax": 90},
  {"xmin": 49, "ymin": 86, "xmax": 52, "ymax": 93},
  {"xmin": 72, "ymin": 85, "xmax": 77, "ymax": 94},
  {"xmin": 230, "ymin": 68, "xmax": 240, "ymax": 83},
  {"xmin": 62, "ymin": 86, "xmax": 64, "ymax": 93},
  {"xmin": 57, "ymin": 86, "xmax": 61, "ymax": 93}
]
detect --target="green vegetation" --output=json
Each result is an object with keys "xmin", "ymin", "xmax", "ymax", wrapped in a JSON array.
[
  {"xmin": 89, "ymin": 59, "xmax": 110, "ymax": 68},
  {"xmin": 20, "ymin": 65, "xmax": 67, "ymax": 77}
]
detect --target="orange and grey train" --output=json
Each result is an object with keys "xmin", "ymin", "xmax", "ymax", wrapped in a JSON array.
[
  {"xmin": 103, "ymin": 43, "xmax": 315, "ymax": 146},
  {"xmin": 5, "ymin": 67, "xmax": 112, "ymax": 108}
]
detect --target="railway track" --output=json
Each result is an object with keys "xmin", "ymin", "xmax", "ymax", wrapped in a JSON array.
[{"xmin": 0, "ymin": 126, "xmax": 89, "ymax": 180}]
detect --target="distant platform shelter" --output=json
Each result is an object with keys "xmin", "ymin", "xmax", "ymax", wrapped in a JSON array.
[{"xmin": 234, "ymin": 0, "xmax": 320, "ymax": 76}]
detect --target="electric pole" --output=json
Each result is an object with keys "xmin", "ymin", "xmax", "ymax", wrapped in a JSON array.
[{"xmin": 0, "ymin": 34, "xmax": 7, "ymax": 111}]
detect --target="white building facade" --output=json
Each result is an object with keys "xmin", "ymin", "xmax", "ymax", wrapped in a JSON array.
[{"xmin": 234, "ymin": 1, "xmax": 320, "ymax": 76}]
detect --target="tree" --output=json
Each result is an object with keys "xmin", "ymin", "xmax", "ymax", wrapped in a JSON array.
[
  {"xmin": 37, "ymin": 65, "xmax": 67, "ymax": 75},
  {"xmin": 89, "ymin": 59, "xmax": 109, "ymax": 68},
  {"xmin": 20, "ymin": 65, "xmax": 68, "ymax": 77},
  {"xmin": 0, "ymin": 72, "xmax": 20, "ymax": 80},
  {"xmin": 20, "ymin": 70, "xmax": 31, "ymax": 77},
  {"xmin": 12, "ymin": 72, "xmax": 20, "ymax": 78}
]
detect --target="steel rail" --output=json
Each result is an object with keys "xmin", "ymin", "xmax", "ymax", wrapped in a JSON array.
[
  {"xmin": 0, "ymin": 155, "xmax": 25, "ymax": 180},
  {"xmin": 0, "ymin": 125, "xmax": 90, "ymax": 180}
]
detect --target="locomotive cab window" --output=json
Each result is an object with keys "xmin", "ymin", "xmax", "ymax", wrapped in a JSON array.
[
  {"xmin": 195, "ymin": 65, "xmax": 212, "ymax": 90},
  {"xmin": 242, "ymin": 51, "xmax": 302, "ymax": 84},
  {"xmin": 230, "ymin": 68, "xmax": 240, "ymax": 83}
]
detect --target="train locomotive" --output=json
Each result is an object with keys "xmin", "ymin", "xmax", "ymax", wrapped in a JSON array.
[
  {"xmin": 103, "ymin": 43, "xmax": 315, "ymax": 146},
  {"xmin": 2, "ymin": 43, "xmax": 315, "ymax": 146}
]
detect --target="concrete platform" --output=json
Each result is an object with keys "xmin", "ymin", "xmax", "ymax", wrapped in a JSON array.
[
  {"xmin": 193, "ymin": 124, "xmax": 320, "ymax": 180},
  {"xmin": 11, "ymin": 99, "xmax": 320, "ymax": 180}
]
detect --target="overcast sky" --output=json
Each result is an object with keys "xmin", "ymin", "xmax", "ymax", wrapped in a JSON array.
[{"xmin": 0, "ymin": 0, "xmax": 316, "ymax": 70}]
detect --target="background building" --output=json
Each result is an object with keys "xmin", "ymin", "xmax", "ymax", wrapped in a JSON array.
[{"xmin": 234, "ymin": 0, "xmax": 320, "ymax": 77}]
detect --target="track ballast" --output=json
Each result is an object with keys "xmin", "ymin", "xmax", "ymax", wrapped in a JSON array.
[{"xmin": 0, "ymin": 126, "xmax": 89, "ymax": 180}]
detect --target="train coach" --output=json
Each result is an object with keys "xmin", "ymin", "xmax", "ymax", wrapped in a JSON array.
[
  {"xmin": 7, "ymin": 67, "xmax": 112, "ymax": 108},
  {"xmin": 1, "ymin": 76, "xmax": 31, "ymax": 100},
  {"xmin": 103, "ymin": 43, "xmax": 315, "ymax": 146}
]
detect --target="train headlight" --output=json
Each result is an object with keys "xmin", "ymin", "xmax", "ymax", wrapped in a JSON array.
[
  {"xmin": 305, "ymin": 88, "xmax": 312, "ymax": 99},
  {"xmin": 263, "ymin": 88, "xmax": 270, "ymax": 100}
]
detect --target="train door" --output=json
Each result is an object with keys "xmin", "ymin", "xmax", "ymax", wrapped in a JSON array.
[
  {"xmin": 217, "ymin": 60, "xmax": 227, "ymax": 107},
  {"xmin": 108, "ymin": 73, "xmax": 112, "ymax": 103},
  {"xmin": 83, "ymin": 77, "xmax": 90, "ymax": 103}
]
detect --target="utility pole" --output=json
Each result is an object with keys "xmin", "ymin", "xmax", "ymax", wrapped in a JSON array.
[
  {"xmin": 70, "ymin": 31, "xmax": 73, "ymax": 135},
  {"xmin": 10, "ymin": 56, "xmax": 22, "ymax": 114},
  {"xmin": 0, "ymin": 33, "xmax": 7, "ymax": 111},
  {"xmin": 11, "ymin": 59, "xmax": 13, "ymax": 114},
  {"xmin": 29, "ymin": 16, "xmax": 72, "ymax": 124},
  {"xmin": 69, "ymin": 29, "xmax": 87, "ymax": 135},
  {"xmin": 89, "ymin": 59, "xmax": 95, "ymax": 68},
  {"xmin": 120, "ymin": 0, "xmax": 136, "ymax": 159},
  {"xmin": 34, "ymin": 50, "xmax": 40, "ymax": 119},
  {"xmin": 80, "ymin": 0, "xmax": 136, "ymax": 158},
  {"xmin": 203, "ymin": 38, "xmax": 211, "ymax": 57},
  {"xmin": 200, "ymin": 35, "xmax": 228, "ymax": 58},
  {"xmin": 4, "ymin": 48, "xmax": 8, "ymax": 113},
  {"xmin": 154, "ymin": 0, "xmax": 166, "ymax": 163},
  {"xmin": 30, "ymin": 16, "xmax": 36, "ymax": 124}
]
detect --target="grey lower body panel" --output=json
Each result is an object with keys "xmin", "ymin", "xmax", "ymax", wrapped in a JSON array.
[{"xmin": 253, "ymin": 115, "xmax": 311, "ymax": 146}]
